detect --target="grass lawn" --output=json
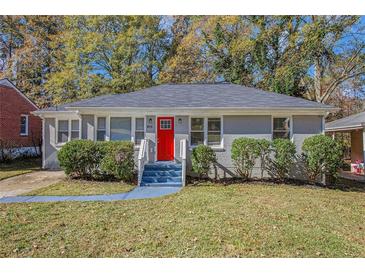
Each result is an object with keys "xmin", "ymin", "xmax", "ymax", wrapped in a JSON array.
[
  {"xmin": 0, "ymin": 158, "xmax": 41, "ymax": 180},
  {"xmin": 25, "ymin": 180, "xmax": 135, "ymax": 196},
  {"xmin": 0, "ymin": 182, "xmax": 364, "ymax": 258}
]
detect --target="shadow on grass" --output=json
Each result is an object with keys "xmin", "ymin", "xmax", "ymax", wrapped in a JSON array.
[
  {"xmin": 0, "ymin": 157, "xmax": 41, "ymax": 171},
  {"xmin": 186, "ymin": 176, "xmax": 365, "ymax": 193}
]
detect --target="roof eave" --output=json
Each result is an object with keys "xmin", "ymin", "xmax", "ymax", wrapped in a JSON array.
[
  {"xmin": 32, "ymin": 110, "xmax": 79, "ymax": 117},
  {"xmin": 64, "ymin": 106, "xmax": 336, "ymax": 111},
  {"xmin": 325, "ymin": 124, "xmax": 365, "ymax": 132}
]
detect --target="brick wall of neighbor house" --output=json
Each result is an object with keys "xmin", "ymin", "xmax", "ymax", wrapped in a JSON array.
[
  {"xmin": 351, "ymin": 130, "xmax": 363, "ymax": 163},
  {"xmin": 0, "ymin": 84, "xmax": 41, "ymax": 148}
]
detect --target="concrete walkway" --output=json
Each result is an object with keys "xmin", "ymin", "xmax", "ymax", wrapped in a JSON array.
[
  {"xmin": 0, "ymin": 171, "xmax": 65, "ymax": 198},
  {"xmin": 0, "ymin": 186, "xmax": 181, "ymax": 203},
  {"xmin": 339, "ymin": 170, "xmax": 365, "ymax": 183}
]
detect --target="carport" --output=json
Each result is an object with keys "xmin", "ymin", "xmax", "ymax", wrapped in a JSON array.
[{"xmin": 325, "ymin": 111, "xmax": 365, "ymax": 175}]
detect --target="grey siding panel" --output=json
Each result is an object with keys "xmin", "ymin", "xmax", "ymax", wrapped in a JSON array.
[
  {"xmin": 291, "ymin": 115, "xmax": 323, "ymax": 180},
  {"xmin": 81, "ymin": 115, "xmax": 94, "ymax": 140},
  {"xmin": 292, "ymin": 115, "xmax": 323, "ymax": 153},
  {"xmin": 174, "ymin": 116, "xmax": 189, "ymax": 162},
  {"xmin": 211, "ymin": 115, "xmax": 272, "ymax": 178},
  {"xmin": 145, "ymin": 115, "xmax": 156, "ymax": 162},
  {"xmin": 224, "ymin": 115, "xmax": 272, "ymax": 135},
  {"xmin": 44, "ymin": 118, "xmax": 60, "ymax": 169}
]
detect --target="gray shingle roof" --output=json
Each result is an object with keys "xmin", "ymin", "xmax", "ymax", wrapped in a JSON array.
[
  {"xmin": 326, "ymin": 111, "xmax": 365, "ymax": 131},
  {"xmin": 39, "ymin": 83, "xmax": 334, "ymax": 111}
]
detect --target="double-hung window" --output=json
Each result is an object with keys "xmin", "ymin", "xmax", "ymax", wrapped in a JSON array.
[
  {"xmin": 190, "ymin": 118, "xmax": 205, "ymax": 146},
  {"xmin": 96, "ymin": 117, "xmax": 106, "ymax": 141},
  {"xmin": 57, "ymin": 120, "xmax": 69, "ymax": 143},
  {"xmin": 71, "ymin": 120, "xmax": 80, "ymax": 140},
  {"xmin": 272, "ymin": 117, "xmax": 291, "ymax": 139},
  {"xmin": 190, "ymin": 117, "xmax": 222, "ymax": 147},
  {"xmin": 57, "ymin": 119, "xmax": 80, "ymax": 143},
  {"xmin": 135, "ymin": 118, "xmax": 145, "ymax": 145},
  {"xmin": 20, "ymin": 115, "xmax": 28, "ymax": 136},
  {"xmin": 207, "ymin": 118, "xmax": 221, "ymax": 146}
]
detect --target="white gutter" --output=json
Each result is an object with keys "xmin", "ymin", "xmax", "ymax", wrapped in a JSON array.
[
  {"xmin": 32, "ymin": 110, "xmax": 80, "ymax": 118},
  {"xmin": 64, "ymin": 106, "xmax": 338, "ymax": 112},
  {"xmin": 325, "ymin": 123, "xmax": 365, "ymax": 132},
  {"xmin": 60, "ymin": 107, "xmax": 336, "ymax": 117}
]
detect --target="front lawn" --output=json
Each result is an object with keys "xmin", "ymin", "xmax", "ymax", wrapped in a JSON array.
[
  {"xmin": 25, "ymin": 180, "xmax": 135, "ymax": 196},
  {"xmin": 0, "ymin": 158, "xmax": 41, "ymax": 180},
  {"xmin": 0, "ymin": 183, "xmax": 364, "ymax": 257}
]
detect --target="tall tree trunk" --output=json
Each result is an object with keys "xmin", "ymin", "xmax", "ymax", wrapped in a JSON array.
[{"xmin": 314, "ymin": 58, "xmax": 323, "ymax": 102}]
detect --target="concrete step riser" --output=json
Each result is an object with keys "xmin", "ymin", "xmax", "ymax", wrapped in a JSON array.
[
  {"xmin": 144, "ymin": 165, "xmax": 182, "ymax": 170},
  {"xmin": 140, "ymin": 183, "xmax": 182, "ymax": 187},
  {"xmin": 143, "ymin": 171, "xmax": 182, "ymax": 177},
  {"xmin": 141, "ymin": 163, "xmax": 182, "ymax": 187},
  {"xmin": 142, "ymin": 177, "xmax": 182, "ymax": 183}
]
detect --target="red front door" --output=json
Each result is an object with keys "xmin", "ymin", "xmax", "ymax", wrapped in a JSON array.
[{"xmin": 157, "ymin": 117, "xmax": 174, "ymax": 161}]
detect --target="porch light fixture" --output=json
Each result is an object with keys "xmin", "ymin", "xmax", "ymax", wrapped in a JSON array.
[
  {"xmin": 178, "ymin": 118, "xmax": 182, "ymax": 124},
  {"xmin": 148, "ymin": 118, "xmax": 153, "ymax": 124}
]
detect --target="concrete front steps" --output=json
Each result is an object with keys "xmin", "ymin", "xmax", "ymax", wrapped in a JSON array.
[{"xmin": 141, "ymin": 162, "xmax": 182, "ymax": 187}]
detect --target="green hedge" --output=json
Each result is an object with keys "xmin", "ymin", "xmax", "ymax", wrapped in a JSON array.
[
  {"xmin": 302, "ymin": 135, "xmax": 343, "ymax": 183},
  {"xmin": 230, "ymin": 135, "xmax": 342, "ymax": 182},
  {"xmin": 58, "ymin": 140, "xmax": 134, "ymax": 181},
  {"xmin": 57, "ymin": 140, "xmax": 102, "ymax": 179},
  {"xmin": 231, "ymin": 137, "xmax": 296, "ymax": 180},
  {"xmin": 192, "ymin": 145, "xmax": 216, "ymax": 178},
  {"xmin": 268, "ymin": 138, "xmax": 296, "ymax": 180},
  {"xmin": 100, "ymin": 141, "xmax": 135, "ymax": 181},
  {"xmin": 231, "ymin": 137, "xmax": 261, "ymax": 180}
]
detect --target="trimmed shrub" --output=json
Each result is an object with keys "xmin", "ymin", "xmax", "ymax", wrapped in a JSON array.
[
  {"xmin": 231, "ymin": 137, "xmax": 261, "ymax": 180},
  {"xmin": 257, "ymin": 139, "xmax": 271, "ymax": 179},
  {"xmin": 191, "ymin": 145, "xmax": 216, "ymax": 178},
  {"xmin": 58, "ymin": 140, "xmax": 103, "ymax": 179},
  {"xmin": 58, "ymin": 140, "xmax": 135, "ymax": 181},
  {"xmin": 268, "ymin": 138, "xmax": 296, "ymax": 180},
  {"xmin": 302, "ymin": 135, "xmax": 343, "ymax": 183},
  {"xmin": 100, "ymin": 141, "xmax": 135, "ymax": 182}
]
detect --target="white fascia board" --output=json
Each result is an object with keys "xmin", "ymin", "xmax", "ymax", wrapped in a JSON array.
[
  {"xmin": 325, "ymin": 124, "xmax": 364, "ymax": 132},
  {"xmin": 70, "ymin": 107, "xmax": 332, "ymax": 116},
  {"xmin": 31, "ymin": 110, "xmax": 80, "ymax": 119}
]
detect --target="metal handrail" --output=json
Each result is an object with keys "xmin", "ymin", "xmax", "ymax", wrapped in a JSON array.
[{"xmin": 179, "ymin": 139, "xmax": 187, "ymax": 186}]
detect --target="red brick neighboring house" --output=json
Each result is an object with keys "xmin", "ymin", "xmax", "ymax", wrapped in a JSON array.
[{"xmin": 0, "ymin": 78, "xmax": 41, "ymax": 158}]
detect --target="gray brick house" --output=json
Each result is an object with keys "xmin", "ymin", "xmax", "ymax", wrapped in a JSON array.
[{"xmin": 33, "ymin": 83, "xmax": 335, "ymax": 186}]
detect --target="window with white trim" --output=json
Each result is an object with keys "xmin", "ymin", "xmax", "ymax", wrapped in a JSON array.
[
  {"xmin": 273, "ymin": 117, "xmax": 291, "ymax": 139},
  {"xmin": 207, "ymin": 118, "xmax": 221, "ymax": 146},
  {"xmin": 71, "ymin": 120, "xmax": 80, "ymax": 140},
  {"xmin": 135, "ymin": 118, "xmax": 145, "ymax": 145},
  {"xmin": 57, "ymin": 120, "xmax": 69, "ymax": 143},
  {"xmin": 96, "ymin": 117, "xmax": 106, "ymax": 141},
  {"xmin": 20, "ymin": 115, "xmax": 28, "ymax": 136},
  {"xmin": 190, "ymin": 118, "xmax": 204, "ymax": 146},
  {"xmin": 110, "ymin": 117, "xmax": 131, "ymax": 141},
  {"xmin": 190, "ymin": 117, "xmax": 222, "ymax": 147}
]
